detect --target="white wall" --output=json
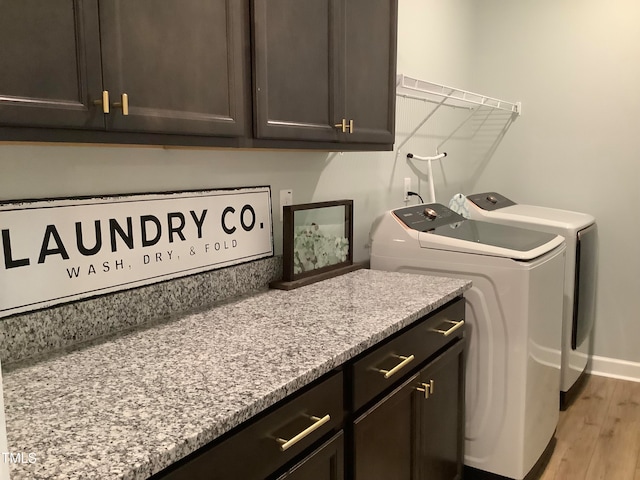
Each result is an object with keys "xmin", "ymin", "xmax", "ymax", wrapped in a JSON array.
[{"xmin": 468, "ymin": 0, "xmax": 640, "ymax": 369}]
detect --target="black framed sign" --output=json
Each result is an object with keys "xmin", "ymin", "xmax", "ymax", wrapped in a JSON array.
[{"xmin": 0, "ymin": 186, "xmax": 273, "ymax": 318}]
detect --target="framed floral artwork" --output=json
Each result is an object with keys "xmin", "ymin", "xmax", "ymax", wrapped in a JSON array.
[{"xmin": 270, "ymin": 200, "xmax": 361, "ymax": 290}]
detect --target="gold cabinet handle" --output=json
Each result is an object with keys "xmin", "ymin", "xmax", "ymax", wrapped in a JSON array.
[
  {"xmin": 430, "ymin": 320, "xmax": 464, "ymax": 337},
  {"xmin": 275, "ymin": 414, "xmax": 331, "ymax": 452},
  {"xmin": 93, "ymin": 90, "xmax": 110, "ymax": 114},
  {"xmin": 376, "ymin": 354, "xmax": 415, "ymax": 379},
  {"xmin": 112, "ymin": 93, "xmax": 129, "ymax": 116},
  {"xmin": 334, "ymin": 118, "xmax": 347, "ymax": 133},
  {"xmin": 416, "ymin": 380, "xmax": 435, "ymax": 399},
  {"xmin": 333, "ymin": 119, "xmax": 354, "ymax": 133}
]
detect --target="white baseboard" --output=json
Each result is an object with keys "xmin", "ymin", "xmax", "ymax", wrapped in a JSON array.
[{"xmin": 587, "ymin": 354, "xmax": 640, "ymax": 383}]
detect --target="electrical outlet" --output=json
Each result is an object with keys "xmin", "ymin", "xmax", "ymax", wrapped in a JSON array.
[
  {"xmin": 404, "ymin": 178, "xmax": 411, "ymax": 202},
  {"xmin": 280, "ymin": 189, "xmax": 293, "ymax": 222}
]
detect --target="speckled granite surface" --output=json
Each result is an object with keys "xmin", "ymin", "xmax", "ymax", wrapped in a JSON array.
[
  {"xmin": 0, "ymin": 256, "xmax": 282, "ymax": 365},
  {"xmin": 2, "ymin": 269, "xmax": 470, "ymax": 480}
]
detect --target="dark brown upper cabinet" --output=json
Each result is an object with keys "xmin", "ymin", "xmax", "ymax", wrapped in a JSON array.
[
  {"xmin": 0, "ymin": 1, "xmax": 397, "ymax": 149},
  {"xmin": 0, "ymin": 0, "xmax": 247, "ymax": 137},
  {"xmin": 0, "ymin": 0, "xmax": 104, "ymax": 129},
  {"xmin": 343, "ymin": 0, "xmax": 397, "ymax": 144},
  {"xmin": 98, "ymin": 0, "xmax": 248, "ymax": 136},
  {"xmin": 252, "ymin": 0, "xmax": 397, "ymax": 146}
]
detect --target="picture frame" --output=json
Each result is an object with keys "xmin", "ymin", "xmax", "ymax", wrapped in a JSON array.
[{"xmin": 270, "ymin": 200, "xmax": 362, "ymax": 290}]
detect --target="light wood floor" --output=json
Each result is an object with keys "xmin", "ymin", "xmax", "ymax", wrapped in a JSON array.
[{"xmin": 539, "ymin": 375, "xmax": 640, "ymax": 480}]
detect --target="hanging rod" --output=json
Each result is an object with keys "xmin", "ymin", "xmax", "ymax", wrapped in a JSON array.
[{"xmin": 396, "ymin": 74, "xmax": 521, "ymax": 115}]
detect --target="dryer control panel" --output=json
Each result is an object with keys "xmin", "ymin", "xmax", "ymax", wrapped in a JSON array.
[
  {"xmin": 467, "ymin": 192, "xmax": 516, "ymax": 211},
  {"xmin": 393, "ymin": 203, "xmax": 465, "ymax": 231}
]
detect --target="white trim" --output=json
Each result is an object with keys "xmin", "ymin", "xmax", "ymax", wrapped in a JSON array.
[{"xmin": 587, "ymin": 354, "xmax": 640, "ymax": 383}]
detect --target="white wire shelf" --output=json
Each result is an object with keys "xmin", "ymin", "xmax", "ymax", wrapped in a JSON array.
[{"xmin": 396, "ymin": 74, "xmax": 521, "ymax": 115}]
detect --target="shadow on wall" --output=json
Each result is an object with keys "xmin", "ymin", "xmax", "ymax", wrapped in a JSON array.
[
  {"xmin": 391, "ymin": 96, "xmax": 517, "ymax": 203},
  {"xmin": 465, "ymin": 108, "xmax": 517, "ymax": 193}
]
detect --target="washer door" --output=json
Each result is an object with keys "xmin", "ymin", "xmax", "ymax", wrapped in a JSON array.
[
  {"xmin": 419, "ymin": 220, "xmax": 563, "ymax": 261},
  {"xmin": 572, "ymin": 223, "xmax": 597, "ymax": 350}
]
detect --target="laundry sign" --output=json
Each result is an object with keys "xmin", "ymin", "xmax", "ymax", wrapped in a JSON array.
[{"xmin": 0, "ymin": 187, "xmax": 273, "ymax": 318}]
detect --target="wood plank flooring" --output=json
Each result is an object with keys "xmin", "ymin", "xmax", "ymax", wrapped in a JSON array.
[{"xmin": 540, "ymin": 375, "xmax": 640, "ymax": 480}]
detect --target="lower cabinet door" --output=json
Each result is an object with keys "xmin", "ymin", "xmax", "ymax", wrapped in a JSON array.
[
  {"xmin": 353, "ymin": 338, "xmax": 466, "ymax": 480},
  {"xmin": 417, "ymin": 339, "xmax": 465, "ymax": 480},
  {"xmin": 276, "ymin": 432, "xmax": 344, "ymax": 480},
  {"xmin": 353, "ymin": 373, "xmax": 420, "ymax": 480}
]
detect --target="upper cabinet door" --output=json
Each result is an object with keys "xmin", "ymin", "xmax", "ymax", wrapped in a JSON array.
[
  {"xmin": 253, "ymin": 0, "xmax": 397, "ymax": 146},
  {"xmin": 343, "ymin": 0, "xmax": 397, "ymax": 144},
  {"xmin": 0, "ymin": 0, "xmax": 104, "ymax": 129},
  {"xmin": 252, "ymin": 0, "xmax": 341, "ymax": 142},
  {"xmin": 99, "ymin": 0, "xmax": 248, "ymax": 137}
]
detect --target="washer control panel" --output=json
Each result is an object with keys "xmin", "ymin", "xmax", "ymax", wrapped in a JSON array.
[
  {"xmin": 467, "ymin": 192, "xmax": 516, "ymax": 211},
  {"xmin": 393, "ymin": 203, "xmax": 465, "ymax": 231}
]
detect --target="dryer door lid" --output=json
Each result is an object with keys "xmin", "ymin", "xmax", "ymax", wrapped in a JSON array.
[
  {"xmin": 486, "ymin": 204, "xmax": 596, "ymax": 229},
  {"xmin": 418, "ymin": 220, "xmax": 564, "ymax": 260}
]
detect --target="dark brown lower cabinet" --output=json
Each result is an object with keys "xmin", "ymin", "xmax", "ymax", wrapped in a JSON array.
[
  {"xmin": 353, "ymin": 338, "xmax": 465, "ymax": 480},
  {"xmin": 276, "ymin": 432, "xmax": 344, "ymax": 480}
]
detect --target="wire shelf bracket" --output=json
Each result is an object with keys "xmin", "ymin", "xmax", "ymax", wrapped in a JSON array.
[
  {"xmin": 395, "ymin": 73, "xmax": 521, "ymax": 154},
  {"xmin": 396, "ymin": 74, "xmax": 521, "ymax": 115}
]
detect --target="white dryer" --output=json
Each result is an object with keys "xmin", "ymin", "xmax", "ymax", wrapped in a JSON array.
[
  {"xmin": 370, "ymin": 203, "xmax": 566, "ymax": 480},
  {"xmin": 464, "ymin": 192, "xmax": 597, "ymax": 409}
]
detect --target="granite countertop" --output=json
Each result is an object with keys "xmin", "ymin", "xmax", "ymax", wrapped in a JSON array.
[{"xmin": 2, "ymin": 269, "xmax": 471, "ymax": 479}]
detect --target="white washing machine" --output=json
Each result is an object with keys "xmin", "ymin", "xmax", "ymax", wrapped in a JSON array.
[
  {"xmin": 464, "ymin": 192, "xmax": 597, "ymax": 409},
  {"xmin": 370, "ymin": 203, "xmax": 566, "ymax": 480}
]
